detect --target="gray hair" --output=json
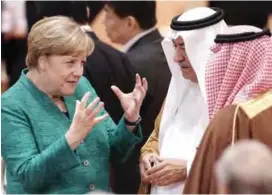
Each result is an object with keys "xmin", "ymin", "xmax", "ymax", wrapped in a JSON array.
[{"xmin": 215, "ymin": 140, "xmax": 272, "ymax": 194}]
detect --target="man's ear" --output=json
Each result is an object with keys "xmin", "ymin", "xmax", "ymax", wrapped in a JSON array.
[
  {"xmin": 126, "ymin": 16, "xmax": 139, "ymax": 30},
  {"xmin": 86, "ymin": 6, "xmax": 90, "ymax": 20}
]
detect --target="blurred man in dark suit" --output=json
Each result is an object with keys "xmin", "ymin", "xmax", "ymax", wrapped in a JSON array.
[{"xmin": 104, "ymin": 1, "xmax": 171, "ymax": 193}]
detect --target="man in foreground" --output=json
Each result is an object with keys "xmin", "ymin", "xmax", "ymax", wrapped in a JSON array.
[{"xmin": 183, "ymin": 25, "xmax": 272, "ymax": 194}]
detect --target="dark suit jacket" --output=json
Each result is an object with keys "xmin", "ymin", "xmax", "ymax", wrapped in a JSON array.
[
  {"xmin": 113, "ymin": 29, "xmax": 171, "ymax": 194},
  {"xmin": 83, "ymin": 32, "xmax": 135, "ymax": 124},
  {"xmin": 127, "ymin": 29, "xmax": 171, "ymax": 139},
  {"xmin": 209, "ymin": 1, "xmax": 272, "ymax": 28}
]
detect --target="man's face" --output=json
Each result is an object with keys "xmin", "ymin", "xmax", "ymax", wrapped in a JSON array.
[
  {"xmin": 103, "ymin": 5, "xmax": 130, "ymax": 44},
  {"xmin": 173, "ymin": 36, "xmax": 197, "ymax": 83}
]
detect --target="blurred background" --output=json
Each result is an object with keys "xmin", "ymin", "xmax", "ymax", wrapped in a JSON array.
[{"xmin": 1, "ymin": 0, "xmax": 272, "ymax": 94}]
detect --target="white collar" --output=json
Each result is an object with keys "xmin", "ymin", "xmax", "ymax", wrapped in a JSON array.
[
  {"xmin": 80, "ymin": 24, "xmax": 93, "ymax": 32},
  {"xmin": 121, "ymin": 26, "xmax": 157, "ymax": 53}
]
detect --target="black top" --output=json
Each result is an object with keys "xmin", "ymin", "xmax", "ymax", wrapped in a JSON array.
[
  {"xmin": 83, "ymin": 31, "xmax": 135, "ymax": 124},
  {"xmin": 209, "ymin": 1, "xmax": 272, "ymax": 28},
  {"xmin": 112, "ymin": 29, "xmax": 171, "ymax": 194},
  {"xmin": 126, "ymin": 29, "xmax": 171, "ymax": 138}
]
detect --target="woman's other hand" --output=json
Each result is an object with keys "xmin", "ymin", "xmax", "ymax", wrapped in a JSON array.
[
  {"xmin": 66, "ymin": 92, "xmax": 109, "ymax": 150},
  {"xmin": 111, "ymin": 74, "xmax": 148, "ymax": 125}
]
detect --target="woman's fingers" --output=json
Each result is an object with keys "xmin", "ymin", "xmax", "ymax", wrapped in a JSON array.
[
  {"xmin": 142, "ymin": 77, "xmax": 148, "ymax": 92},
  {"xmin": 79, "ymin": 92, "xmax": 91, "ymax": 110},
  {"xmin": 85, "ymin": 97, "xmax": 100, "ymax": 115},
  {"xmin": 93, "ymin": 114, "xmax": 109, "ymax": 126},
  {"xmin": 88, "ymin": 102, "xmax": 105, "ymax": 119}
]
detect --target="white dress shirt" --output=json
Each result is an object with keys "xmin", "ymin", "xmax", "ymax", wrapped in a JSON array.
[{"xmin": 121, "ymin": 26, "xmax": 157, "ymax": 53}]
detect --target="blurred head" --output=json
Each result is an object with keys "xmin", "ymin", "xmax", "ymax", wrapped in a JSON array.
[
  {"xmin": 104, "ymin": 1, "xmax": 157, "ymax": 44},
  {"xmin": 215, "ymin": 140, "xmax": 272, "ymax": 194},
  {"xmin": 70, "ymin": 1, "xmax": 89, "ymax": 25},
  {"xmin": 35, "ymin": 1, "xmax": 72, "ymax": 19},
  {"xmin": 173, "ymin": 36, "xmax": 197, "ymax": 82},
  {"xmin": 86, "ymin": 1, "xmax": 105, "ymax": 24},
  {"xmin": 35, "ymin": 1, "xmax": 90, "ymax": 25},
  {"xmin": 26, "ymin": 16, "xmax": 94, "ymax": 96}
]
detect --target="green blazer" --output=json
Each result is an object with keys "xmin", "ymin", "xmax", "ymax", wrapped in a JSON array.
[{"xmin": 1, "ymin": 70, "xmax": 142, "ymax": 194}]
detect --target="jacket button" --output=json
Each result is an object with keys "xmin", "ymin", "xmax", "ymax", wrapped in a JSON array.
[
  {"xmin": 83, "ymin": 160, "xmax": 89, "ymax": 166},
  {"xmin": 89, "ymin": 184, "xmax": 95, "ymax": 190}
]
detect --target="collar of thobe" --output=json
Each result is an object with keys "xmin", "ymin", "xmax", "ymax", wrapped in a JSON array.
[{"xmin": 121, "ymin": 26, "xmax": 157, "ymax": 53}]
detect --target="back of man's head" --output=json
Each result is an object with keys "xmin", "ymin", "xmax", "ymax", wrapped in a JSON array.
[
  {"xmin": 35, "ymin": 1, "xmax": 90, "ymax": 25},
  {"xmin": 35, "ymin": 1, "xmax": 72, "ymax": 19},
  {"xmin": 86, "ymin": 1, "xmax": 105, "ymax": 24},
  {"xmin": 215, "ymin": 140, "xmax": 272, "ymax": 194},
  {"xmin": 105, "ymin": 1, "xmax": 157, "ymax": 30}
]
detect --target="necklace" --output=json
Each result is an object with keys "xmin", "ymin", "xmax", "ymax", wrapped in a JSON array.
[
  {"xmin": 52, "ymin": 96, "xmax": 67, "ymax": 113},
  {"xmin": 52, "ymin": 96, "xmax": 62, "ymax": 102}
]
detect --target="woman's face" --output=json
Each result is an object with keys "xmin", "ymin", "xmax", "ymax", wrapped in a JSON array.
[{"xmin": 40, "ymin": 54, "xmax": 86, "ymax": 96}]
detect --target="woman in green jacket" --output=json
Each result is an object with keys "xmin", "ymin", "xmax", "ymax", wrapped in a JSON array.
[{"xmin": 1, "ymin": 16, "xmax": 147, "ymax": 194}]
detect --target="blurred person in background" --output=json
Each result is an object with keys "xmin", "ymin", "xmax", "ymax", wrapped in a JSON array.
[
  {"xmin": 183, "ymin": 25, "xmax": 272, "ymax": 194},
  {"xmin": 1, "ymin": 16, "xmax": 147, "ymax": 194},
  {"xmin": 215, "ymin": 140, "xmax": 272, "ymax": 194},
  {"xmin": 1, "ymin": 158, "xmax": 5, "ymax": 194},
  {"xmin": 209, "ymin": 1, "xmax": 272, "ymax": 28},
  {"xmin": 104, "ymin": 2, "xmax": 171, "ymax": 193},
  {"xmin": 85, "ymin": 1, "xmax": 105, "ymax": 25},
  {"xmin": 1, "ymin": 0, "xmax": 28, "ymax": 87}
]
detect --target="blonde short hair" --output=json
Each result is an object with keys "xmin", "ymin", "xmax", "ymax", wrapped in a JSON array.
[{"xmin": 26, "ymin": 16, "xmax": 94, "ymax": 69}]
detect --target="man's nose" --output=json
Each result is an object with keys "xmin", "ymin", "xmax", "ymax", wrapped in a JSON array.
[{"xmin": 174, "ymin": 50, "xmax": 185, "ymax": 63}]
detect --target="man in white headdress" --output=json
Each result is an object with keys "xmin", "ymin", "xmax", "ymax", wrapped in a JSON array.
[{"xmin": 138, "ymin": 7, "xmax": 227, "ymax": 194}]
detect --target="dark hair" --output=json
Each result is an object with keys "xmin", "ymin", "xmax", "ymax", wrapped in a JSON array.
[
  {"xmin": 35, "ymin": 1, "xmax": 72, "ymax": 20},
  {"xmin": 36, "ymin": 1, "xmax": 105, "ymax": 25},
  {"xmin": 86, "ymin": 1, "xmax": 105, "ymax": 24},
  {"xmin": 105, "ymin": 1, "xmax": 157, "ymax": 30},
  {"xmin": 69, "ymin": 1, "xmax": 88, "ymax": 25}
]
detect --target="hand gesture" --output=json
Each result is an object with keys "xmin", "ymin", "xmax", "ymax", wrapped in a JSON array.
[
  {"xmin": 66, "ymin": 92, "xmax": 109, "ymax": 149},
  {"xmin": 111, "ymin": 74, "xmax": 148, "ymax": 122},
  {"xmin": 139, "ymin": 153, "xmax": 159, "ymax": 184}
]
